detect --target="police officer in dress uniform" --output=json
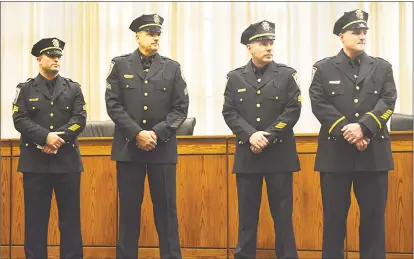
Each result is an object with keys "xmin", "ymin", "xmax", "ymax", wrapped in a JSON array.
[
  {"xmin": 12, "ymin": 38, "xmax": 86, "ymax": 259},
  {"xmin": 309, "ymin": 9, "xmax": 397, "ymax": 259},
  {"xmin": 222, "ymin": 20, "xmax": 301, "ymax": 259},
  {"xmin": 105, "ymin": 14, "xmax": 189, "ymax": 259}
]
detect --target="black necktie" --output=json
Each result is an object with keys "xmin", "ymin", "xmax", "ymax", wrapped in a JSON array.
[
  {"xmin": 142, "ymin": 56, "xmax": 152, "ymax": 70},
  {"xmin": 46, "ymin": 81, "xmax": 54, "ymax": 95}
]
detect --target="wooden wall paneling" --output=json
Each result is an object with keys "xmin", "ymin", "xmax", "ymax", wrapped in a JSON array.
[
  {"xmin": 80, "ymin": 156, "xmax": 117, "ymax": 246},
  {"xmin": 10, "ymin": 246, "xmax": 117, "ymax": 259},
  {"xmin": 10, "ymin": 157, "xmax": 62, "ymax": 245},
  {"xmin": 1, "ymin": 246, "xmax": 10, "ymax": 259},
  {"xmin": 385, "ymin": 152, "xmax": 413, "ymax": 253},
  {"xmin": 11, "ymin": 156, "xmax": 118, "ymax": 246},
  {"xmin": 348, "ymin": 251, "xmax": 414, "ymax": 259},
  {"xmin": 139, "ymin": 155, "xmax": 228, "ymax": 248},
  {"xmin": 347, "ymin": 152, "xmax": 413, "ymax": 253},
  {"xmin": 228, "ymin": 153, "xmax": 324, "ymax": 251},
  {"xmin": 228, "ymin": 249, "xmax": 322, "ymax": 259},
  {"xmin": 11, "ymin": 157, "xmax": 24, "ymax": 245},
  {"xmin": 138, "ymin": 175, "xmax": 159, "ymax": 247},
  {"xmin": 293, "ymin": 154, "xmax": 323, "ymax": 251},
  {"xmin": 1, "ymin": 157, "xmax": 11, "ymax": 246}
]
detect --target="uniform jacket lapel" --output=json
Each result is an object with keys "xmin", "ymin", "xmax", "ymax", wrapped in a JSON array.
[
  {"xmin": 242, "ymin": 61, "xmax": 259, "ymax": 88},
  {"xmin": 146, "ymin": 53, "xmax": 164, "ymax": 79},
  {"xmin": 129, "ymin": 49, "xmax": 145, "ymax": 80},
  {"xmin": 33, "ymin": 74, "xmax": 51, "ymax": 99},
  {"xmin": 333, "ymin": 50, "xmax": 357, "ymax": 82},
  {"xmin": 51, "ymin": 75, "xmax": 67, "ymax": 101},
  {"xmin": 258, "ymin": 61, "xmax": 278, "ymax": 89},
  {"xmin": 356, "ymin": 52, "xmax": 375, "ymax": 86}
]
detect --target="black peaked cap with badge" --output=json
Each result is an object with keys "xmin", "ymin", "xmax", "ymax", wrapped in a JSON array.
[
  {"xmin": 241, "ymin": 20, "xmax": 275, "ymax": 45},
  {"xmin": 31, "ymin": 38, "xmax": 65, "ymax": 57},
  {"xmin": 129, "ymin": 14, "xmax": 164, "ymax": 33},
  {"xmin": 333, "ymin": 9, "xmax": 369, "ymax": 35}
]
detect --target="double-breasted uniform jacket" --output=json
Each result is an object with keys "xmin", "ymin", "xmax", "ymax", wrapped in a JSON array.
[
  {"xmin": 309, "ymin": 49, "xmax": 397, "ymax": 172},
  {"xmin": 105, "ymin": 49, "xmax": 189, "ymax": 163},
  {"xmin": 223, "ymin": 60, "xmax": 302, "ymax": 173},
  {"xmin": 12, "ymin": 74, "xmax": 87, "ymax": 173}
]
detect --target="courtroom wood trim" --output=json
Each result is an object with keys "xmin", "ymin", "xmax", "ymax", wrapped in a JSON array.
[{"xmin": 1, "ymin": 140, "xmax": 11, "ymax": 157}]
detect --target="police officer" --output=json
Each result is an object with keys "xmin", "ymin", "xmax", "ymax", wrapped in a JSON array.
[
  {"xmin": 12, "ymin": 38, "xmax": 86, "ymax": 259},
  {"xmin": 222, "ymin": 20, "xmax": 301, "ymax": 259},
  {"xmin": 105, "ymin": 14, "xmax": 189, "ymax": 259},
  {"xmin": 309, "ymin": 9, "xmax": 397, "ymax": 259}
]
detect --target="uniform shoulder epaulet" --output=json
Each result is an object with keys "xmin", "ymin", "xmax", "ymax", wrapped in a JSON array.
[
  {"xmin": 161, "ymin": 55, "xmax": 179, "ymax": 64},
  {"xmin": 64, "ymin": 77, "xmax": 81, "ymax": 87},
  {"xmin": 16, "ymin": 78, "xmax": 33, "ymax": 88},
  {"xmin": 313, "ymin": 57, "xmax": 332, "ymax": 66},
  {"xmin": 112, "ymin": 53, "xmax": 131, "ymax": 61},
  {"xmin": 375, "ymin": 56, "xmax": 390, "ymax": 64},
  {"xmin": 277, "ymin": 63, "xmax": 296, "ymax": 71},
  {"xmin": 233, "ymin": 65, "xmax": 246, "ymax": 72}
]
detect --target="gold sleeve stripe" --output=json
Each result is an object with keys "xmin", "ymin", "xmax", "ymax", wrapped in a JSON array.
[
  {"xmin": 366, "ymin": 112, "xmax": 382, "ymax": 129},
  {"xmin": 68, "ymin": 124, "xmax": 81, "ymax": 131},
  {"xmin": 275, "ymin": 122, "xmax": 287, "ymax": 129},
  {"xmin": 298, "ymin": 95, "xmax": 302, "ymax": 102},
  {"xmin": 328, "ymin": 116, "xmax": 345, "ymax": 134}
]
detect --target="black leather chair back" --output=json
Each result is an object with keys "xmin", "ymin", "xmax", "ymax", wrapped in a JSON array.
[{"xmin": 390, "ymin": 113, "xmax": 413, "ymax": 131}]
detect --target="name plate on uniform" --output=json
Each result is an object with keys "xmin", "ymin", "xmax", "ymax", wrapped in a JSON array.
[
  {"xmin": 124, "ymin": 74, "xmax": 134, "ymax": 79},
  {"xmin": 237, "ymin": 88, "xmax": 246, "ymax": 92},
  {"xmin": 329, "ymin": 80, "xmax": 341, "ymax": 84}
]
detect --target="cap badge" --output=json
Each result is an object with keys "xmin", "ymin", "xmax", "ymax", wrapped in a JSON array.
[
  {"xmin": 52, "ymin": 39, "xmax": 59, "ymax": 48},
  {"xmin": 154, "ymin": 14, "xmax": 160, "ymax": 24},
  {"xmin": 261, "ymin": 21, "xmax": 270, "ymax": 31},
  {"xmin": 355, "ymin": 9, "xmax": 364, "ymax": 20}
]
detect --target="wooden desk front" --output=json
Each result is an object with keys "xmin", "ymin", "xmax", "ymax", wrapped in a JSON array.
[{"xmin": 1, "ymin": 133, "xmax": 412, "ymax": 259}]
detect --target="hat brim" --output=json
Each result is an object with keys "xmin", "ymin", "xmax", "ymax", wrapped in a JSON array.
[
  {"xmin": 140, "ymin": 25, "xmax": 162, "ymax": 33},
  {"xmin": 42, "ymin": 49, "xmax": 63, "ymax": 57},
  {"xmin": 250, "ymin": 35, "xmax": 275, "ymax": 42},
  {"xmin": 344, "ymin": 22, "xmax": 369, "ymax": 31}
]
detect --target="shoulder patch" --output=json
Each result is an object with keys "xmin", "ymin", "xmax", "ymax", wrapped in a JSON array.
[
  {"xmin": 292, "ymin": 72, "xmax": 300, "ymax": 87},
  {"xmin": 179, "ymin": 65, "xmax": 186, "ymax": 83},
  {"xmin": 311, "ymin": 67, "xmax": 318, "ymax": 82},
  {"xmin": 13, "ymin": 86, "xmax": 22, "ymax": 104},
  {"xmin": 107, "ymin": 61, "xmax": 115, "ymax": 78}
]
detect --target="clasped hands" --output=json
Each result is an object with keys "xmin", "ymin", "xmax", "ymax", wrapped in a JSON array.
[
  {"xmin": 136, "ymin": 130, "xmax": 157, "ymax": 151},
  {"xmin": 41, "ymin": 131, "xmax": 65, "ymax": 155},
  {"xmin": 249, "ymin": 131, "xmax": 271, "ymax": 154},
  {"xmin": 341, "ymin": 123, "xmax": 370, "ymax": 151}
]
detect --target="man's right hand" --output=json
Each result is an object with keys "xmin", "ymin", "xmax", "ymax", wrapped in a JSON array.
[
  {"xmin": 46, "ymin": 132, "xmax": 65, "ymax": 149},
  {"xmin": 249, "ymin": 131, "xmax": 270, "ymax": 150},
  {"xmin": 136, "ymin": 130, "xmax": 157, "ymax": 151}
]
